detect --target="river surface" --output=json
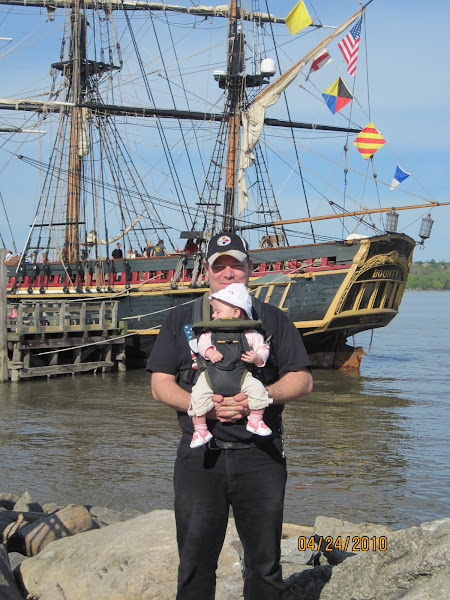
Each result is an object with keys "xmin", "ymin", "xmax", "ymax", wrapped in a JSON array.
[{"xmin": 1, "ymin": 291, "xmax": 448, "ymax": 529}]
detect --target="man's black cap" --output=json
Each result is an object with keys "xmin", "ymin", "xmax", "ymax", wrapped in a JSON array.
[{"xmin": 206, "ymin": 233, "xmax": 249, "ymax": 266}]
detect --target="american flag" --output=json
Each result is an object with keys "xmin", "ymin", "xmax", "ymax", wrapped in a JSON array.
[{"xmin": 338, "ymin": 18, "xmax": 362, "ymax": 77}]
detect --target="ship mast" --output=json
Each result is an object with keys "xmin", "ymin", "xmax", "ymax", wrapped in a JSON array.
[
  {"xmin": 52, "ymin": 0, "xmax": 121, "ymax": 261},
  {"xmin": 222, "ymin": 0, "xmax": 244, "ymax": 232},
  {"xmin": 64, "ymin": 0, "xmax": 84, "ymax": 262}
]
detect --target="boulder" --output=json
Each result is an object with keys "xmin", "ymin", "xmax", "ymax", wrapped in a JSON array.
[
  {"xmin": 87, "ymin": 506, "xmax": 121, "ymax": 528},
  {"xmin": 9, "ymin": 504, "xmax": 94, "ymax": 556},
  {"xmin": 0, "ymin": 494, "xmax": 20, "ymax": 510},
  {"xmin": 42, "ymin": 502, "xmax": 64, "ymax": 514},
  {"xmin": 0, "ymin": 544, "xmax": 23, "ymax": 600},
  {"xmin": 16, "ymin": 510, "xmax": 244, "ymax": 600},
  {"xmin": 0, "ymin": 518, "xmax": 13, "ymax": 539},
  {"xmin": 118, "ymin": 507, "xmax": 143, "ymax": 522},
  {"xmin": 282, "ymin": 565, "xmax": 332, "ymax": 600},
  {"xmin": 314, "ymin": 515, "xmax": 392, "ymax": 542},
  {"xmin": 312, "ymin": 515, "xmax": 394, "ymax": 565},
  {"xmin": 7, "ymin": 552, "xmax": 27, "ymax": 572},
  {"xmin": 282, "ymin": 523, "xmax": 314, "ymax": 539},
  {"xmin": 87, "ymin": 505, "xmax": 143, "ymax": 528},
  {"xmin": 280, "ymin": 535, "xmax": 314, "ymax": 578},
  {"xmin": 13, "ymin": 491, "xmax": 43, "ymax": 514},
  {"xmin": 319, "ymin": 518, "xmax": 450, "ymax": 600}
]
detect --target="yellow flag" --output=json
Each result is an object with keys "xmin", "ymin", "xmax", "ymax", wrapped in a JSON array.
[{"xmin": 285, "ymin": 1, "xmax": 313, "ymax": 35}]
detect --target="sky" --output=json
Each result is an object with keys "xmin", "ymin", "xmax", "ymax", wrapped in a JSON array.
[{"xmin": 0, "ymin": 0, "xmax": 449, "ymax": 260}]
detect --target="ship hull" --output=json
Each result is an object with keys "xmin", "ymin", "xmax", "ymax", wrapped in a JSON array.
[{"xmin": 6, "ymin": 233, "xmax": 415, "ymax": 370}]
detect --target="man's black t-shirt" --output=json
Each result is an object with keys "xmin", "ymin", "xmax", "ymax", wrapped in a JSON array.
[
  {"xmin": 112, "ymin": 248, "xmax": 123, "ymax": 259},
  {"xmin": 147, "ymin": 295, "xmax": 311, "ymax": 443}
]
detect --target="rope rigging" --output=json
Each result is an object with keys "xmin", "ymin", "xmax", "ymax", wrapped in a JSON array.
[{"xmin": 122, "ymin": 0, "xmax": 194, "ymax": 236}]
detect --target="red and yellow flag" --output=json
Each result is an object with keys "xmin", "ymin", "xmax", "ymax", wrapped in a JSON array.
[{"xmin": 353, "ymin": 122, "xmax": 386, "ymax": 159}]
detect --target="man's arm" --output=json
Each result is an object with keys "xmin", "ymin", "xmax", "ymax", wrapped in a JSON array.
[
  {"xmin": 151, "ymin": 372, "xmax": 249, "ymax": 421},
  {"xmin": 266, "ymin": 368, "xmax": 313, "ymax": 404},
  {"xmin": 213, "ymin": 369, "xmax": 312, "ymax": 421},
  {"xmin": 151, "ymin": 372, "xmax": 190, "ymax": 411}
]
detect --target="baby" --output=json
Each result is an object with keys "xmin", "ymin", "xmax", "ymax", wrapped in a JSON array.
[{"xmin": 189, "ymin": 283, "xmax": 273, "ymax": 448}]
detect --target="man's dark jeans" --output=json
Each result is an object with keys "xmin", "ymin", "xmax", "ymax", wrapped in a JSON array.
[{"xmin": 174, "ymin": 438, "xmax": 287, "ymax": 599}]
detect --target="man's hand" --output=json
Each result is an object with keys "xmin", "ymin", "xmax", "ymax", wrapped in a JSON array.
[{"xmin": 207, "ymin": 392, "xmax": 249, "ymax": 422}]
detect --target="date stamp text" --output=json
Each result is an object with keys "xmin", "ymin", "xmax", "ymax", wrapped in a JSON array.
[{"xmin": 298, "ymin": 535, "xmax": 388, "ymax": 552}]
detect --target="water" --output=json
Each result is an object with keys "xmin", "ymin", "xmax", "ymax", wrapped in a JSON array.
[{"xmin": 1, "ymin": 291, "xmax": 448, "ymax": 529}]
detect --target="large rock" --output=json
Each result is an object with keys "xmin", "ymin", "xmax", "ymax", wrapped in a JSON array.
[
  {"xmin": 282, "ymin": 565, "xmax": 332, "ymax": 600},
  {"xmin": 313, "ymin": 515, "xmax": 394, "ymax": 565},
  {"xmin": 280, "ymin": 535, "xmax": 314, "ymax": 579},
  {"xmin": 87, "ymin": 505, "xmax": 143, "ymax": 528},
  {"xmin": 13, "ymin": 491, "xmax": 43, "ymax": 514},
  {"xmin": 9, "ymin": 504, "xmax": 94, "ymax": 557},
  {"xmin": 319, "ymin": 518, "xmax": 450, "ymax": 600},
  {"xmin": 314, "ymin": 515, "xmax": 393, "ymax": 542},
  {"xmin": 282, "ymin": 523, "xmax": 313, "ymax": 539},
  {"xmin": 0, "ymin": 544, "xmax": 23, "ymax": 600},
  {"xmin": 42, "ymin": 502, "xmax": 64, "ymax": 515},
  {"xmin": 0, "ymin": 517, "xmax": 13, "ymax": 539},
  {"xmin": 7, "ymin": 552, "xmax": 27, "ymax": 572},
  {"xmin": 0, "ymin": 493, "xmax": 20, "ymax": 510},
  {"xmin": 17, "ymin": 510, "xmax": 244, "ymax": 600}
]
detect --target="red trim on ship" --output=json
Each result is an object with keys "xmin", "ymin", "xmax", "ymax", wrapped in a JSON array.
[{"xmin": 7, "ymin": 255, "xmax": 350, "ymax": 292}]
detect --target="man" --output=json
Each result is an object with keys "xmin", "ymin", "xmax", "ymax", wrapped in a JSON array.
[
  {"xmin": 148, "ymin": 232, "xmax": 312, "ymax": 599},
  {"xmin": 111, "ymin": 243, "xmax": 123, "ymax": 259},
  {"xmin": 154, "ymin": 238, "xmax": 170, "ymax": 257}
]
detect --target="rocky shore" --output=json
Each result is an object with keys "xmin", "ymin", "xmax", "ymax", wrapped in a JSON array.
[{"xmin": 1, "ymin": 491, "xmax": 449, "ymax": 599}]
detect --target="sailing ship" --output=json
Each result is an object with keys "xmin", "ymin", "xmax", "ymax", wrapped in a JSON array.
[{"xmin": 1, "ymin": 0, "xmax": 447, "ymax": 369}]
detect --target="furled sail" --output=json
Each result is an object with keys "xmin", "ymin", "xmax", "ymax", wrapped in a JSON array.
[
  {"xmin": 85, "ymin": 215, "xmax": 143, "ymax": 246},
  {"xmin": 238, "ymin": 7, "xmax": 364, "ymax": 214},
  {"xmin": 78, "ymin": 107, "xmax": 90, "ymax": 157},
  {"xmin": 0, "ymin": 1, "xmax": 284, "ymax": 24}
]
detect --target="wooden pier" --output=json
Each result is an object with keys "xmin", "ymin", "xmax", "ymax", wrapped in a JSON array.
[{"xmin": 3, "ymin": 298, "xmax": 127, "ymax": 382}]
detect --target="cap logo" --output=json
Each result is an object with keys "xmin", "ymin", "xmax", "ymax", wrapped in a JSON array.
[{"xmin": 217, "ymin": 235, "xmax": 232, "ymax": 247}]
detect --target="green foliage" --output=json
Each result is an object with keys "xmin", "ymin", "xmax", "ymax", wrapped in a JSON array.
[{"xmin": 406, "ymin": 261, "xmax": 450, "ymax": 290}]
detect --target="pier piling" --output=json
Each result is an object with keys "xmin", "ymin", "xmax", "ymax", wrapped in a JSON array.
[{"xmin": 1, "ymin": 249, "xmax": 8, "ymax": 382}]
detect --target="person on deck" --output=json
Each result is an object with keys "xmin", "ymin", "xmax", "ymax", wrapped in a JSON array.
[
  {"xmin": 145, "ymin": 242, "xmax": 155, "ymax": 258},
  {"xmin": 154, "ymin": 239, "xmax": 170, "ymax": 257},
  {"xmin": 184, "ymin": 239, "xmax": 198, "ymax": 254},
  {"xmin": 111, "ymin": 243, "xmax": 123, "ymax": 259},
  {"xmin": 148, "ymin": 232, "xmax": 312, "ymax": 600}
]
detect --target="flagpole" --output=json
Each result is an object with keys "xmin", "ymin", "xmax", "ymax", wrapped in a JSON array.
[{"xmin": 238, "ymin": 202, "xmax": 450, "ymax": 231}]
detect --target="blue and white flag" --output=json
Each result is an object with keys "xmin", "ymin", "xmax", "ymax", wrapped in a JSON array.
[{"xmin": 390, "ymin": 165, "xmax": 410, "ymax": 190}]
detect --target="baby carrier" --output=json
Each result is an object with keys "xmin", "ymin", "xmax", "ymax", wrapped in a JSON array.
[
  {"xmin": 178, "ymin": 292, "xmax": 279, "ymax": 392},
  {"xmin": 191, "ymin": 293, "xmax": 262, "ymax": 397},
  {"xmin": 193, "ymin": 318, "xmax": 262, "ymax": 397}
]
